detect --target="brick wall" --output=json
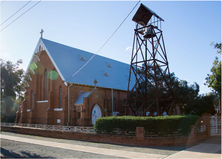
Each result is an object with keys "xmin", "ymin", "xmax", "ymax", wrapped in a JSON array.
[{"xmin": 1, "ymin": 126, "xmax": 207, "ymax": 147}]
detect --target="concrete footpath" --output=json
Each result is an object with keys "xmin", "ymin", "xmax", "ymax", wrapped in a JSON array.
[
  {"xmin": 0, "ymin": 133, "xmax": 221, "ymax": 158},
  {"xmin": 164, "ymin": 135, "xmax": 221, "ymax": 159},
  {"xmin": 0, "ymin": 134, "xmax": 166, "ymax": 159}
]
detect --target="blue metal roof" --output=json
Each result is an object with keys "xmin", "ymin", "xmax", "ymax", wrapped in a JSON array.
[
  {"xmin": 75, "ymin": 91, "xmax": 91, "ymax": 104},
  {"xmin": 41, "ymin": 38, "xmax": 136, "ymax": 91}
]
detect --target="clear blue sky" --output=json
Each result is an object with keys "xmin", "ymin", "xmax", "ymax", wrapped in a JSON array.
[{"xmin": 0, "ymin": 1, "xmax": 221, "ymax": 94}]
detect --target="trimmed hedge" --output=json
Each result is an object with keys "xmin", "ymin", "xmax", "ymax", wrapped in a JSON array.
[{"xmin": 94, "ymin": 115, "xmax": 200, "ymax": 136}]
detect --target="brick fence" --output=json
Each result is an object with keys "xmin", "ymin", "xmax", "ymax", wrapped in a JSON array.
[
  {"xmin": 1, "ymin": 125, "xmax": 207, "ymax": 147},
  {"xmin": 1, "ymin": 114, "xmax": 210, "ymax": 147}
]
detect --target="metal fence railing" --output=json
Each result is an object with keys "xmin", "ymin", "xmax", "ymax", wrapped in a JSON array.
[
  {"xmin": 211, "ymin": 114, "xmax": 221, "ymax": 135},
  {"xmin": 1, "ymin": 122, "xmax": 95, "ymax": 133}
]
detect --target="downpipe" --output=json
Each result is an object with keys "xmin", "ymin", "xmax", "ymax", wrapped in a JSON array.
[{"xmin": 67, "ymin": 83, "xmax": 73, "ymax": 126}]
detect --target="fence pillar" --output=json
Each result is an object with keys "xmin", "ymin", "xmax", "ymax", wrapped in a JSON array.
[
  {"xmin": 217, "ymin": 113, "xmax": 221, "ymax": 133},
  {"xmin": 202, "ymin": 113, "xmax": 211, "ymax": 137},
  {"xmin": 136, "ymin": 127, "xmax": 144, "ymax": 140}
]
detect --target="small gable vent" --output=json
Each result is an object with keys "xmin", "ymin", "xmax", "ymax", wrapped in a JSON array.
[
  {"xmin": 104, "ymin": 72, "xmax": 109, "ymax": 77},
  {"xmin": 107, "ymin": 63, "xmax": 112, "ymax": 68},
  {"xmin": 80, "ymin": 56, "xmax": 85, "ymax": 61}
]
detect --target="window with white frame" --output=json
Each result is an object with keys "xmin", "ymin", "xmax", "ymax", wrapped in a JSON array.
[
  {"xmin": 44, "ymin": 70, "xmax": 47, "ymax": 100},
  {"xmin": 31, "ymin": 90, "xmax": 33, "ymax": 109},
  {"xmin": 59, "ymin": 86, "xmax": 62, "ymax": 108}
]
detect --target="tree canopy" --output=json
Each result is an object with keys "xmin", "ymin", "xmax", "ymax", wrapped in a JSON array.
[
  {"xmin": 1, "ymin": 59, "xmax": 24, "ymax": 99},
  {"xmin": 212, "ymin": 42, "xmax": 221, "ymax": 54},
  {"xmin": 205, "ymin": 42, "xmax": 221, "ymax": 97},
  {"xmin": 128, "ymin": 65, "xmax": 216, "ymax": 116},
  {"xmin": 204, "ymin": 42, "xmax": 221, "ymax": 114},
  {"xmin": 0, "ymin": 59, "xmax": 24, "ymax": 122},
  {"xmin": 205, "ymin": 57, "xmax": 221, "ymax": 96}
]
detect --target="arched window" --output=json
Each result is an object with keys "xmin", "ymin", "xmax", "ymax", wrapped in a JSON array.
[
  {"xmin": 40, "ymin": 75, "xmax": 42, "ymax": 100},
  {"xmin": 59, "ymin": 86, "xmax": 62, "ymax": 108},
  {"xmin": 31, "ymin": 90, "xmax": 33, "ymax": 109},
  {"xmin": 44, "ymin": 70, "xmax": 47, "ymax": 100},
  {"xmin": 48, "ymin": 74, "xmax": 51, "ymax": 92}
]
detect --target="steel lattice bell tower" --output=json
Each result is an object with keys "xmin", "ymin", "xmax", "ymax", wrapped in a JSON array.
[{"xmin": 126, "ymin": 3, "xmax": 174, "ymax": 116}]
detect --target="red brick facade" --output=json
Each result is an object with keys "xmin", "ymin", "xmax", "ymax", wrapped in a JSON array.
[{"xmin": 17, "ymin": 50, "xmax": 129, "ymax": 126}]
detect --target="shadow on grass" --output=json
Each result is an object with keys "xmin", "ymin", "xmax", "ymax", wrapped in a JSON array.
[{"xmin": 1, "ymin": 148, "xmax": 54, "ymax": 158}]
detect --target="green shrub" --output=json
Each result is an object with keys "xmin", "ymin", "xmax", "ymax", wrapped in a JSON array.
[{"xmin": 94, "ymin": 115, "xmax": 199, "ymax": 136}]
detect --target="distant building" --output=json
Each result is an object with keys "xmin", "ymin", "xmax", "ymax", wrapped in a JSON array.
[{"xmin": 16, "ymin": 38, "xmax": 135, "ymax": 126}]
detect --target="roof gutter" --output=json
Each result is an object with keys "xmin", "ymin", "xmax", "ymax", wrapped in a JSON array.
[{"xmin": 66, "ymin": 82, "xmax": 127, "ymax": 92}]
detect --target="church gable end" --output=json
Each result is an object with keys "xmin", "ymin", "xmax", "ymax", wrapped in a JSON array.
[{"xmin": 21, "ymin": 45, "xmax": 67, "ymax": 125}]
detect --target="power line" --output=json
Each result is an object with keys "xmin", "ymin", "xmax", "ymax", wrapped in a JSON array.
[
  {"xmin": 1, "ymin": 0, "xmax": 32, "ymax": 26},
  {"xmin": 65, "ymin": 0, "xmax": 141, "ymax": 81},
  {"xmin": 0, "ymin": 0, "xmax": 41, "ymax": 32}
]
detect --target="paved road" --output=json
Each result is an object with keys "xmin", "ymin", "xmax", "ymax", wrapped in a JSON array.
[
  {"xmin": 0, "ymin": 131, "xmax": 221, "ymax": 158},
  {"xmin": 1, "ymin": 138, "xmax": 124, "ymax": 158}
]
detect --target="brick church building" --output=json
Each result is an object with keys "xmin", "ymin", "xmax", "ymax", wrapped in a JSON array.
[{"xmin": 16, "ymin": 37, "xmax": 135, "ymax": 126}]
